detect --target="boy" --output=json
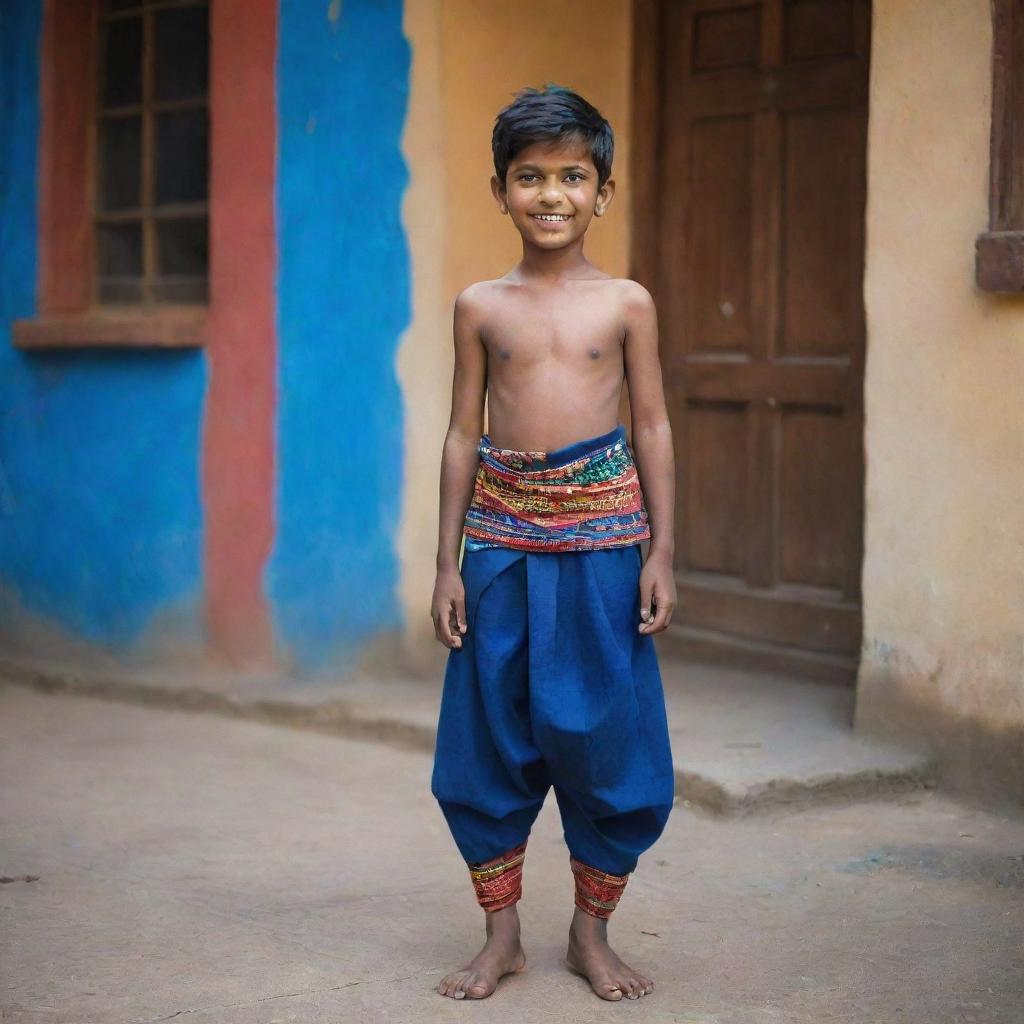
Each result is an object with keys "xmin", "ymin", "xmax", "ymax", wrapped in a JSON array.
[{"xmin": 430, "ymin": 85, "xmax": 677, "ymax": 1003}]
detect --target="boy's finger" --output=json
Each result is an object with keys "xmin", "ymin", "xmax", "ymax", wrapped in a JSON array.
[
  {"xmin": 455, "ymin": 595, "xmax": 468, "ymax": 634},
  {"xmin": 649, "ymin": 602, "xmax": 671, "ymax": 633},
  {"xmin": 645, "ymin": 593, "xmax": 676, "ymax": 634},
  {"xmin": 447, "ymin": 599, "xmax": 464, "ymax": 648},
  {"xmin": 639, "ymin": 603, "xmax": 656, "ymax": 633},
  {"xmin": 639, "ymin": 581, "xmax": 654, "ymax": 624},
  {"xmin": 439, "ymin": 603, "xmax": 460, "ymax": 649}
]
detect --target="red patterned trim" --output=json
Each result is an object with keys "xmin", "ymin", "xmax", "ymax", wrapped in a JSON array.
[
  {"xmin": 570, "ymin": 856, "xmax": 629, "ymax": 919},
  {"xmin": 468, "ymin": 841, "xmax": 527, "ymax": 912}
]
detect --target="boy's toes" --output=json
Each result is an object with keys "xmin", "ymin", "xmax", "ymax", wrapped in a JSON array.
[
  {"xmin": 438, "ymin": 971, "xmax": 467, "ymax": 998},
  {"xmin": 597, "ymin": 982, "xmax": 624, "ymax": 1001},
  {"xmin": 464, "ymin": 972, "xmax": 492, "ymax": 999}
]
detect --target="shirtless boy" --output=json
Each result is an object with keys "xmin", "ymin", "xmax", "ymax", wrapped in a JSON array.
[{"xmin": 430, "ymin": 85, "xmax": 677, "ymax": 1002}]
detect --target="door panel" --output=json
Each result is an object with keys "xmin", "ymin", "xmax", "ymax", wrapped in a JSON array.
[
  {"xmin": 785, "ymin": 0, "xmax": 857, "ymax": 62},
  {"xmin": 692, "ymin": 4, "xmax": 761, "ymax": 71},
  {"xmin": 687, "ymin": 117, "xmax": 755, "ymax": 356},
  {"xmin": 647, "ymin": 0, "xmax": 870, "ymax": 681},
  {"xmin": 685, "ymin": 402, "xmax": 749, "ymax": 577},
  {"xmin": 778, "ymin": 405, "xmax": 849, "ymax": 590},
  {"xmin": 782, "ymin": 105, "xmax": 864, "ymax": 356}
]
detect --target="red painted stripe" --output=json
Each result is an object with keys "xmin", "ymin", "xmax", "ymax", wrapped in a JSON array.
[
  {"xmin": 202, "ymin": 0, "xmax": 277, "ymax": 666},
  {"xmin": 38, "ymin": 0, "xmax": 96, "ymax": 312}
]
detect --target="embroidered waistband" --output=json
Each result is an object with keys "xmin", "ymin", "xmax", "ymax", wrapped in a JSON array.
[{"xmin": 463, "ymin": 424, "xmax": 651, "ymax": 553}]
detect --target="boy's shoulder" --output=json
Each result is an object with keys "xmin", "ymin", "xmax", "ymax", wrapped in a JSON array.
[
  {"xmin": 611, "ymin": 277, "xmax": 656, "ymax": 313},
  {"xmin": 454, "ymin": 275, "xmax": 654, "ymax": 313},
  {"xmin": 453, "ymin": 278, "xmax": 505, "ymax": 310}
]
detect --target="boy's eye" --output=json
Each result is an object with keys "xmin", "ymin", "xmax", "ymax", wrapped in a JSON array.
[{"xmin": 520, "ymin": 174, "xmax": 585, "ymax": 184}]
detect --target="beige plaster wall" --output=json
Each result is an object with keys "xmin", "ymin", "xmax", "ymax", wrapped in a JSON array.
[
  {"xmin": 398, "ymin": 1, "xmax": 633, "ymax": 667},
  {"xmin": 398, "ymin": 0, "xmax": 450, "ymax": 669},
  {"xmin": 855, "ymin": 0, "xmax": 1024, "ymax": 802}
]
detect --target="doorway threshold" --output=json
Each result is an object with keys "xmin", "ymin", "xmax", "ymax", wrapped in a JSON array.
[{"xmin": 660, "ymin": 655, "xmax": 936, "ymax": 816}]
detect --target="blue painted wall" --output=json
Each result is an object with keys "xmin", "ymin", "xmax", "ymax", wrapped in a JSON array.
[
  {"xmin": 0, "ymin": 1, "xmax": 206, "ymax": 649},
  {"xmin": 271, "ymin": 0, "xmax": 411, "ymax": 675},
  {"xmin": 0, "ymin": 0, "xmax": 412, "ymax": 671}
]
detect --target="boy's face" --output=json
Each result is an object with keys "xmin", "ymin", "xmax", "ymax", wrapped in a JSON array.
[{"xmin": 491, "ymin": 138, "xmax": 614, "ymax": 250}]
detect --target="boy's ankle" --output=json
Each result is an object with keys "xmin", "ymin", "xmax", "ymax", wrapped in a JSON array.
[
  {"xmin": 484, "ymin": 903, "xmax": 521, "ymax": 937},
  {"xmin": 570, "ymin": 906, "xmax": 610, "ymax": 938}
]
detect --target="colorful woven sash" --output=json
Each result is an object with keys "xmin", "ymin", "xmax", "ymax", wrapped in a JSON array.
[{"xmin": 463, "ymin": 425, "xmax": 651, "ymax": 553}]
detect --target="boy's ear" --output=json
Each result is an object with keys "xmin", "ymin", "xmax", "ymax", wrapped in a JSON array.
[
  {"xmin": 490, "ymin": 173, "xmax": 509, "ymax": 215},
  {"xmin": 594, "ymin": 176, "xmax": 616, "ymax": 217}
]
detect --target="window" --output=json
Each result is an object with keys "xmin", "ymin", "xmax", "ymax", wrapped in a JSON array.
[
  {"xmin": 13, "ymin": 0, "xmax": 209, "ymax": 348},
  {"xmin": 96, "ymin": 0, "xmax": 209, "ymax": 304},
  {"xmin": 976, "ymin": 0, "xmax": 1024, "ymax": 292}
]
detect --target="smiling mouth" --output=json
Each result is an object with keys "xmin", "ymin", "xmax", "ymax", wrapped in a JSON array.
[{"xmin": 531, "ymin": 213, "xmax": 572, "ymax": 222}]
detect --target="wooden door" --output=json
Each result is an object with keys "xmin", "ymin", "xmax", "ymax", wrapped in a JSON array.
[{"xmin": 634, "ymin": 0, "xmax": 871, "ymax": 682}]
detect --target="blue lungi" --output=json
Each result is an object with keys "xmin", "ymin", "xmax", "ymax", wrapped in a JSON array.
[{"xmin": 431, "ymin": 541, "xmax": 675, "ymax": 877}]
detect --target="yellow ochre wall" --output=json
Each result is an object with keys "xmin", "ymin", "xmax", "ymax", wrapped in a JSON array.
[
  {"xmin": 855, "ymin": 0, "xmax": 1024, "ymax": 803},
  {"xmin": 398, "ymin": 0, "xmax": 633, "ymax": 663}
]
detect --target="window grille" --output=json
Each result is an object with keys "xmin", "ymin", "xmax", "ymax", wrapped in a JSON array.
[{"xmin": 95, "ymin": 0, "xmax": 209, "ymax": 304}]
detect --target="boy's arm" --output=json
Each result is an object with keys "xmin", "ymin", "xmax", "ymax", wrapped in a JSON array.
[
  {"xmin": 432, "ymin": 288, "xmax": 487, "ymax": 649},
  {"xmin": 621, "ymin": 280, "xmax": 677, "ymax": 635}
]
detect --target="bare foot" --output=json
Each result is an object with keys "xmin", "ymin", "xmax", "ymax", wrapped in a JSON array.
[
  {"xmin": 565, "ymin": 908, "xmax": 654, "ymax": 1001},
  {"xmin": 437, "ymin": 905, "xmax": 526, "ymax": 999}
]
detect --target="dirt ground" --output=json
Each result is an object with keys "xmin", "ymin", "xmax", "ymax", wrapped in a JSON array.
[{"xmin": 1, "ymin": 683, "xmax": 1022, "ymax": 1024}]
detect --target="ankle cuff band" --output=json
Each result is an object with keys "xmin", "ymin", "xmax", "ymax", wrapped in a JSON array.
[
  {"xmin": 468, "ymin": 841, "xmax": 527, "ymax": 912},
  {"xmin": 570, "ymin": 856, "xmax": 629, "ymax": 918}
]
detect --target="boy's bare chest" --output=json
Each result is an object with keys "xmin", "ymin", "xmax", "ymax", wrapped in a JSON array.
[{"xmin": 483, "ymin": 297, "xmax": 624, "ymax": 366}]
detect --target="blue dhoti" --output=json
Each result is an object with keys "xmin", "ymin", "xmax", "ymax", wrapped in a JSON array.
[{"xmin": 431, "ymin": 542, "xmax": 675, "ymax": 878}]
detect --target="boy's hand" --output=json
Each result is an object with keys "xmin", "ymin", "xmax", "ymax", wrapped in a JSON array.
[
  {"xmin": 639, "ymin": 550, "xmax": 676, "ymax": 635},
  {"xmin": 432, "ymin": 568, "xmax": 468, "ymax": 649}
]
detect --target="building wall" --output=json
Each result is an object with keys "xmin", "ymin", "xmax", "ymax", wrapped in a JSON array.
[
  {"xmin": 856, "ymin": 0, "xmax": 1024, "ymax": 803},
  {"xmin": 0, "ymin": 2, "xmax": 207, "ymax": 660},
  {"xmin": 0, "ymin": 0, "xmax": 412, "ymax": 678},
  {"xmin": 397, "ymin": 0, "xmax": 634, "ymax": 662},
  {"xmin": 5, "ymin": 0, "xmax": 1022, "ymax": 804},
  {"xmin": 2, "ymin": 0, "xmax": 634, "ymax": 678},
  {"xmin": 269, "ymin": 0, "xmax": 410, "ymax": 676}
]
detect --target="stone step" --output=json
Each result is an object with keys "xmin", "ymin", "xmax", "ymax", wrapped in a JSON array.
[{"xmin": 0, "ymin": 654, "xmax": 936, "ymax": 817}]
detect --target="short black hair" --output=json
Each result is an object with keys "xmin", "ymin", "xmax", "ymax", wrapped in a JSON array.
[{"xmin": 492, "ymin": 84, "xmax": 614, "ymax": 188}]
